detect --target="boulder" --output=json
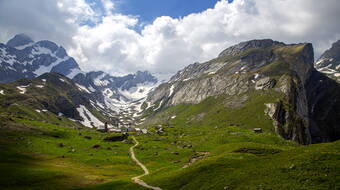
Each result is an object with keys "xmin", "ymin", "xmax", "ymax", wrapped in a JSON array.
[
  {"xmin": 255, "ymin": 77, "xmax": 276, "ymax": 90},
  {"xmin": 253, "ymin": 128, "xmax": 263, "ymax": 133}
]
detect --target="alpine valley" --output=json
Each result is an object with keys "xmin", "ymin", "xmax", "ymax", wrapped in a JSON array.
[{"xmin": 0, "ymin": 34, "xmax": 339, "ymax": 190}]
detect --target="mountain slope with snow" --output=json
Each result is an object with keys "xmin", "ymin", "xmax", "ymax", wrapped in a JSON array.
[
  {"xmin": 0, "ymin": 34, "xmax": 82, "ymax": 83},
  {"xmin": 0, "ymin": 34, "xmax": 160, "ymax": 128},
  {"xmin": 0, "ymin": 72, "xmax": 111, "ymax": 129},
  {"xmin": 73, "ymin": 70, "xmax": 158, "ymax": 126},
  {"xmin": 315, "ymin": 39, "xmax": 340, "ymax": 82}
]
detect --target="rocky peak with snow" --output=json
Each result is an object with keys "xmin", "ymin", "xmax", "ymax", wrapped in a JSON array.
[
  {"xmin": 0, "ymin": 34, "xmax": 82, "ymax": 83},
  {"xmin": 6, "ymin": 33, "xmax": 34, "ymax": 48},
  {"xmin": 72, "ymin": 70, "xmax": 158, "ymax": 125},
  {"xmin": 315, "ymin": 39, "xmax": 340, "ymax": 82},
  {"xmin": 0, "ymin": 34, "xmax": 163, "ymax": 129}
]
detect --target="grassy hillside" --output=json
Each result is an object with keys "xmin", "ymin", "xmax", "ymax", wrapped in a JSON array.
[
  {"xmin": 0, "ymin": 117, "xmax": 149, "ymax": 190},
  {"xmin": 134, "ymin": 87, "xmax": 340, "ymax": 190},
  {"xmin": 1, "ymin": 74, "xmax": 338, "ymax": 189}
]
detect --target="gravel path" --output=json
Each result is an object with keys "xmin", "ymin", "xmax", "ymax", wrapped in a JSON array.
[{"xmin": 130, "ymin": 136, "xmax": 162, "ymax": 190}]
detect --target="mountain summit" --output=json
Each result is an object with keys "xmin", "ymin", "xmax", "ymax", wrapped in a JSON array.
[
  {"xmin": 0, "ymin": 34, "xmax": 82, "ymax": 83},
  {"xmin": 6, "ymin": 33, "xmax": 34, "ymax": 48},
  {"xmin": 144, "ymin": 39, "xmax": 340, "ymax": 144}
]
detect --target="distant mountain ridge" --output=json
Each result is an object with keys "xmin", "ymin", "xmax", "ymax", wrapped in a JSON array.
[
  {"xmin": 315, "ymin": 40, "xmax": 340, "ymax": 82},
  {"xmin": 0, "ymin": 34, "xmax": 82, "ymax": 83},
  {"xmin": 0, "ymin": 34, "xmax": 159, "ymax": 128}
]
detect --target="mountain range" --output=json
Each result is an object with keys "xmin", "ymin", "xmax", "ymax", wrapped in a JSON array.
[
  {"xmin": 0, "ymin": 34, "xmax": 159, "ymax": 128},
  {"xmin": 1, "ymin": 34, "xmax": 340, "ymax": 190},
  {"xmin": 1, "ymin": 34, "xmax": 340, "ymax": 144}
]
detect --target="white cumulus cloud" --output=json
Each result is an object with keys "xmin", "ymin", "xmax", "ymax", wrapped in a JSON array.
[{"xmin": 0, "ymin": 0, "xmax": 340, "ymax": 76}]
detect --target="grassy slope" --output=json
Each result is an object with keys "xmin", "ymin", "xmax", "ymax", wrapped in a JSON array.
[
  {"xmin": 0, "ymin": 117, "xmax": 148, "ymax": 190},
  {"xmin": 132, "ymin": 44, "xmax": 340, "ymax": 189},
  {"xmin": 134, "ymin": 93, "xmax": 340, "ymax": 189}
]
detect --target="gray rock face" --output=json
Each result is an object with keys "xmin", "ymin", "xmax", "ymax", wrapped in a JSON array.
[
  {"xmin": 147, "ymin": 39, "xmax": 284, "ymax": 107},
  {"xmin": 146, "ymin": 39, "xmax": 340, "ymax": 144},
  {"xmin": 6, "ymin": 34, "xmax": 34, "ymax": 48},
  {"xmin": 255, "ymin": 77, "xmax": 276, "ymax": 90},
  {"xmin": 305, "ymin": 70, "xmax": 340, "ymax": 143},
  {"xmin": 218, "ymin": 39, "xmax": 284, "ymax": 58},
  {"xmin": 315, "ymin": 40, "xmax": 340, "ymax": 82}
]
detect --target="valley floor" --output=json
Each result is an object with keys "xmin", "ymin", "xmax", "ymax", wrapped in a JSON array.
[{"xmin": 0, "ymin": 116, "xmax": 339, "ymax": 190}]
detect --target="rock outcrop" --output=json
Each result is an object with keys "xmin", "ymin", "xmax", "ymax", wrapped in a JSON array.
[
  {"xmin": 255, "ymin": 77, "xmax": 276, "ymax": 90},
  {"xmin": 146, "ymin": 39, "xmax": 340, "ymax": 144}
]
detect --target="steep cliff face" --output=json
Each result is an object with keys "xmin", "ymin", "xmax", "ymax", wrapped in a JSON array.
[{"xmin": 145, "ymin": 39, "xmax": 340, "ymax": 144}]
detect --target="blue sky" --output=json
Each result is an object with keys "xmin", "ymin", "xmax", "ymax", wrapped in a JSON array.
[
  {"xmin": 87, "ymin": 0, "xmax": 232, "ymax": 23},
  {"xmin": 116, "ymin": 0, "xmax": 219, "ymax": 22}
]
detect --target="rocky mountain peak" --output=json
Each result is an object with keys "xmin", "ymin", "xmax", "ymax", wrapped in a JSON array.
[
  {"xmin": 135, "ymin": 71, "xmax": 157, "ymax": 82},
  {"xmin": 218, "ymin": 39, "xmax": 285, "ymax": 58},
  {"xmin": 6, "ymin": 33, "xmax": 34, "ymax": 48},
  {"xmin": 315, "ymin": 39, "xmax": 340, "ymax": 82}
]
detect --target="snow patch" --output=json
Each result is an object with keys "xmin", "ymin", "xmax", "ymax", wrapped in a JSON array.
[
  {"xmin": 34, "ymin": 57, "xmax": 70, "ymax": 76},
  {"xmin": 76, "ymin": 84, "xmax": 91, "ymax": 93},
  {"xmin": 96, "ymin": 101, "xmax": 105, "ymax": 109},
  {"xmin": 315, "ymin": 58, "xmax": 326, "ymax": 65},
  {"xmin": 31, "ymin": 46, "xmax": 53, "ymax": 55},
  {"xmin": 169, "ymin": 85, "xmax": 175, "ymax": 96},
  {"xmin": 77, "ymin": 105, "xmax": 104, "ymax": 128},
  {"xmin": 0, "ymin": 90, "xmax": 4, "ymax": 95},
  {"xmin": 103, "ymin": 88, "xmax": 114, "ymax": 97},
  {"xmin": 17, "ymin": 85, "xmax": 29, "ymax": 94},
  {"xmin": 35, "ymin": 110, "xmax": 41, "ymax": 113},
  {"xmin": 94, "ymin": 74, "xmax": 109, "ymax": 86},
  {"xmin": 0, "ymin": 48, "xmax": 17, "ymax": 65},
  {"xmin": 154, "ymin": 100, "xmax": 163, "ymax": 111},
  {"xmin": 119, "ymin": 82, "xmax": 157, "ymax": 101},
  {"xmin": 35, "ymin": 85, "xmax": 44, "ymax": 88},
  {"xmin": 88, "ymin": 85, "xmax": 96, "ymax": 92},
  {"xmin": 15, "ymin": 42, "xmax": 34, "ymax": 50},
  {"xmin": 171, "ymin": 115, "xmax": 176, "ymax": 119}
]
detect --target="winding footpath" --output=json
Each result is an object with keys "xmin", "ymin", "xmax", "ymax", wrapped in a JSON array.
[{"xmin": 130, "ymin": 136, "xmax": 162, "ymax": 190}]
